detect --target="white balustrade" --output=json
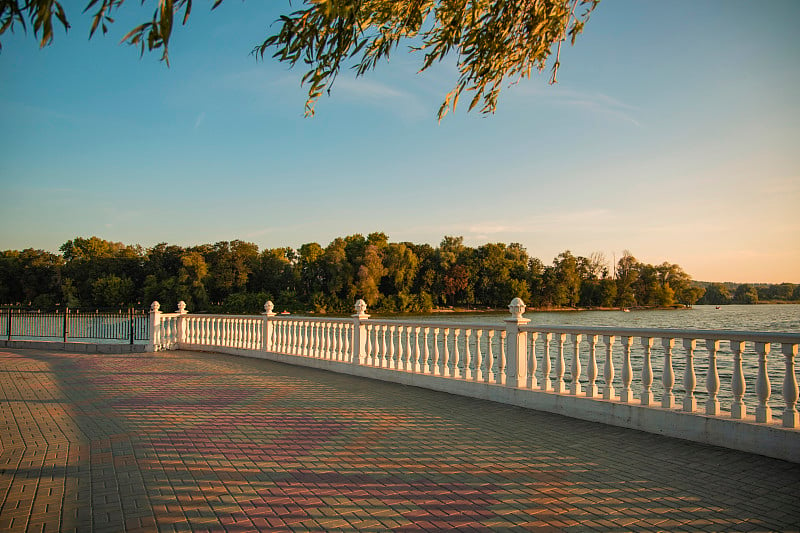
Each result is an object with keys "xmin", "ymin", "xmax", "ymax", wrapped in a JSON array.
[{"xmin": 146, "ymin": 299, "xmax": 800, "ymax": 435}]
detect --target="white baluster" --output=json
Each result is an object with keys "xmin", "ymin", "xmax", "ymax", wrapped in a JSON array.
[
  {"xmin": 395, "ymin": 325, "xmax": 404, "ymax": 370},
  {"xmin": 585, "ymin": 335, "xmax": 598, "ymax": 397},
  {"xmin": 730, "ymin": 340, "xmax": 746, "ymax": 419},
  {"xmin": 486, "ymin": 330, "xmax": 495, "ymax": 382},
  {"xmin": 571, "ymin": 334, "xmax": 582, "ymax": 395},
  {"xmin": 474, "ymin": 330, "xmax": 484, "ymax": 381},
  {"xmin": 343, "ymin": 323, "xmax": 351, "ymax": 359},
  {"xmin": 453, "ymin": 328, "xmax": 462, "ymax": 378},
  {"xmin": 317, "ymin": 323, "xmax": 325, "ymax": 358},
  {"xmin": 683, "ymin": 338, "xmax": 697, "ymax": 412},
  {"xmin": 404, "ymin": 325, "xmax": 413, "ymax": 372},
  {"xmin": 423, "ymin": 327, "xmax": 431, "ymax": 374},
  {"xmin": 705, "ymin": 339, "xmax": 721, "ymax": 415},
  {"xmin": 528, "ymin": 332, "xmax": 539, "ymax": 389},
  {"xmin": 541, "ymin": 332, "xmax": 552, "ymax": 391},
  {"xmin": 498, "ymin": 330, "xmax": 507, "ymax": 385},
  {"xmin": 661, "ymin": 338, "xmax": 675, "ymax": 408},
  {"xmin": 442, "ymin": 328, "xmax": 451, "ymax": 377},
  {"xmin": 640, "ymin": 337, "xmax": 654, "ymax": 406},
  {"xmin": 413, "ymin": 327, "xmax": 421, "ymax": 373},
  {"xmin": 432, "ymin": 328, "xmax": 441, "ymax": 375},
  {"xmin": 782, "ymin": 343, "xmax": 798, "ymax": 428},
  {"xmin": 379, "ymin": 325, "xmax": 388, "ymax": 367},
  {"xmin": 464, "ymin": 329, "xmax": 473, "ymax": 380},
  {"xmin": 620, "ymin": 336, "xmax": 634, "ymax": 403},
  {"xmin": 755, "ymin": 342, "xmax": 772, "ymax": 423},
  {"xmin": 554, "ymin": 333, "xmax": 566, "ymax": 393},
  {"xmin": 296, "ymin": 321, "xmax": 304, "ymax": 355},
  {"xmin": 363, "ymin": 324, "xmax": 372, "ymax": 365},
  {"xmin": 603, "ymin": 335, "xmax": 616, "ymax": 400},
  {"xmin": 388, "ymin": 326, "xmax": 397, "ymax": 370}
]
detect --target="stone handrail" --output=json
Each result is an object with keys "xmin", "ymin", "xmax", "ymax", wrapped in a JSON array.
[{"xmin": 146, "ymin": 298, "xmax": 800, "ymax": 462}]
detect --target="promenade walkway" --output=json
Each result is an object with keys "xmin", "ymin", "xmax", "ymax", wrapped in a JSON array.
[{"xmin": 1, "ymin": 347, "xmax": 798, "ymax": 532}]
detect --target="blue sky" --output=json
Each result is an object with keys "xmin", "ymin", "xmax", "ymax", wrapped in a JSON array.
[{"xmin": 1, "ymin": 0, "xmax": 798, "ymax": 283}]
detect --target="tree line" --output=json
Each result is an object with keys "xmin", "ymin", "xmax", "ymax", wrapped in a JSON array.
[
  {"xmin": 696, "ymin": 281, "xmax": 800, "ymax": 305},
  {"xmin": 3, "ymin": 233, "xmax": 777, "ymax": 315}
]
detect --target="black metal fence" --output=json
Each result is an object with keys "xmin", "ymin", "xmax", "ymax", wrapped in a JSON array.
[{"xmin": 1, "ymin": 309, "xmax": 150, "ymax": 344}]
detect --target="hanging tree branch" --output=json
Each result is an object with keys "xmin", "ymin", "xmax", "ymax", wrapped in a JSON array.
[{"xmin": 0, "ymin": 0, "xmax": 599, "ymax": 119}]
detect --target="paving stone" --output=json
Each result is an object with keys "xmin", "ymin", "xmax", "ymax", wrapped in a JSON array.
[{"xmin": 1, "ymin": 347, "xmax": 799, "ymax": 532}]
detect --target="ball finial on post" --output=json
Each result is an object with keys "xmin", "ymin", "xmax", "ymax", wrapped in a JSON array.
[
  {"xmin": 509, "ymin": 298, "xmax": 526, "ymax": 320},
  {"xmin": 354, "ymin": 299, "xmax": 368, "ymax": 318}
]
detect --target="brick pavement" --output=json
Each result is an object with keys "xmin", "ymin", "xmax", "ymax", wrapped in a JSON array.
[{"xmin": 1, "ymin": 347, "xmax": 799, "ymax": 532}]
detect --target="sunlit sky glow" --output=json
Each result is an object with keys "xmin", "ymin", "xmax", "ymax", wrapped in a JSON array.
[{"xmin": 1, "ymin": 0, "xmax": 798, "ymax": 283}]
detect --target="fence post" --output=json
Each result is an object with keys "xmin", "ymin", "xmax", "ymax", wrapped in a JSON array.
[
  {"xmin": 129, "ymin": 308, "xmax": 134, "ymax": 345},
  {"xmin": 176, "ymin": 301, "xmax": 187, "ymax": 348},
  {"xmin": 351, "ymin": 299, "xmax": 370, "ymax": 365},
  {"xmin": 262, "ymin": 301, "xmax": 276, "ymax": 351},
  {"xmin": 505, "ymin": 298, "xmax": 531, "ymax": 388},
  {"xmin": 63, "ymin": 308, "xmax": 69, "ymax": 343},
  {"xmin": 147, "ymin": 301, "xmax": 161, "ymax": 352},
  {"xmin": 5, "ymin": 309, "xmax": 10, "ymax": 341}
]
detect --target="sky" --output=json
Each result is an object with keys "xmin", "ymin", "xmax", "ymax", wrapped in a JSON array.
[{"xmin": 0, "ymin": 0, "xmax": 798, "ymax": 284}]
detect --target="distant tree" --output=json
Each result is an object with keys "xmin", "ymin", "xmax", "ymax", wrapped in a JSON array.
[
  {"xmin": 553, "ymin": 250, "xmax": 580, "ymax": 307},
  {"xmin": 177, "ymin": 251, "xmax": 209, "ymax": 310},
  {"xmin": 297, "ymin": 242, "xmax": 326, "ymax": 305},
  {"xmin": 443, "ymin": 264, "xmax": 469, "ymax": 307},
  {"xmin": 614, "ymin": 251, "xmax": 638, "ymax": 307},
  {"xmin": 0, "ymin": 1, "xmax": 598, "ymax": 119},
  {"xmin": 381, "ymin": 243, "xmax": 419, "ymax": 297},
  {"xmin": 204, "ymin": 240, "xmax": 259, "ymax": 303},
  {"xmin": 92, "ymin": 274, "xmax": 134, "ymax": 308},
  {"xmin": 700, "ymin": 283, "xmax": 732, "ymax": 305},
  {"xmin": 734, "ymin": 283, "xmax": 758, "ymax": 305},
  {"xmin": 355, "ymin": 244, "xmax": 386, "ymax": 306}
]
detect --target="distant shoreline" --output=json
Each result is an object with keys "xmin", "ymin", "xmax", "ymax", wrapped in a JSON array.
[{"xmin": 430, "ymin": 305, "xmax": 689, "ymax": 314}]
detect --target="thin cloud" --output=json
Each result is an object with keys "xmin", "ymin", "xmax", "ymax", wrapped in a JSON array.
[
  {"xmin": 333, "ymin": 76, "xmax": 427, "ymax": 120},
  {"xmin": 514, "ymin": 84, "xmax": 641, "ymax": 126},
  {"xmin": 194, "ymin": 111, "xmax": 206, "ymax": 129}
]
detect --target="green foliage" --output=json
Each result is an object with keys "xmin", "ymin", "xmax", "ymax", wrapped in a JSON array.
[{"xmin": 1, "ymin": 0, "xmax": 597, "ymax": 119}]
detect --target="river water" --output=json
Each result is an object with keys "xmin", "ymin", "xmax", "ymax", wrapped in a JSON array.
[
  {"xmin": 379, "ymin": 304, "xmax": 800, "ymax": 332},
  {"xmin": 380, "ymin": 304, "xmax": 799, "ymax": 417}
]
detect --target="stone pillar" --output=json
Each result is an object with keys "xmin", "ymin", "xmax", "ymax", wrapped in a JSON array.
[
  {"xmin": 504, "ymin": 298, "xmax": 530, "ymax": 389},
  {"xmin": 147, "ymin": 301, "xmax": 161, "ymax": 352},
  {"xmin": 262, "ymin": 301, "xmax": 276, "ymax": 351},
  {"xmin": 176, "ymin": 301, "xmax": 188, "ymax": 348},
  {"xmin": 351, "ymin": 299, "xmax": 370, "ymax": 365}
]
